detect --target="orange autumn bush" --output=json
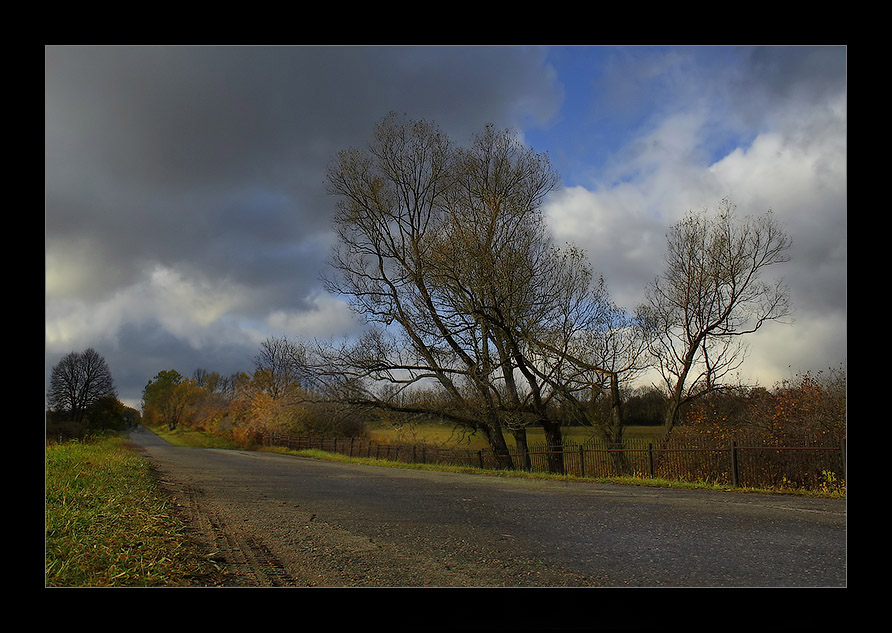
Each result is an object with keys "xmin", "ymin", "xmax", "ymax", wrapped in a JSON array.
[{"xmin": 678, "ymin": 367, "xmax": 845, "ymax": 445}]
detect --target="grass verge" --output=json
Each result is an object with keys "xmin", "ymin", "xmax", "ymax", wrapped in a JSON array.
[{"xmin": 45, "ymin": 434, "xmax": 225, "ymax": 587}]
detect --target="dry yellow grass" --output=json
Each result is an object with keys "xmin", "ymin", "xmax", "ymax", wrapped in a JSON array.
[{"xmin": 366, "ymin": 422, "xmax": 665, "ymax": 449}]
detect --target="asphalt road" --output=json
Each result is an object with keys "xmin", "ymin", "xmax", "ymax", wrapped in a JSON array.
[{"xmin": 127, "ymin": 427, "xmax": 846, "ymax": 589}]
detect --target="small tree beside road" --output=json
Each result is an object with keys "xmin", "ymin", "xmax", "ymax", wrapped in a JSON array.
[
  {"xmin": 142, "ymin": 370, "xmax": 202, "ymax": 431},
  {"xmin": 641, "ymin": 199, "xmax": 793, "ymax": 435}
]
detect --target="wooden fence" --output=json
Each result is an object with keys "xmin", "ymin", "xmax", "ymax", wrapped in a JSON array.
[{"xmin": 262, "ymin": 431, "xmax": 846, "ymax": 492}]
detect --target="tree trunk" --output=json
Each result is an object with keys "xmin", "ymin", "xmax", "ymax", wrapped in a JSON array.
[
  {"xmin": 540, "ymin": 418, "xmax": 565, "ymax": 475},
  {"xmin": 663, "ymin": 398, "xmax": 681, "ymax": 439},
  {"xmin": 481, "ymin": 422, "xmax": 514, "ymax": 470},
  {"xmin": 606, "ymin": 373, "xmax": 632, "ymax": 475},
  {"xmin": 512, "ymin": 428, "xmax": 532, "ymax": 471},
  {"xmin": 655, "ymin": 398, "xmax": 683, "ymax": 476}
]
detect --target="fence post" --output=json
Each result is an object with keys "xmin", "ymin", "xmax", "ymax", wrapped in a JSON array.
[
  {"xmin": 730, "ymin": 441, "xmax": 740, "ymax": 487},
  {"xmin": 648, "ymin": 443, "xmax": 655, "ymax": 479},
  {"xmin": 477, "ymin": 450, "xmax": 484, "ymax": 469},
  {"xmin": 841, "ymin": 438, "xmax": 846, "ymax": 481},
  {"xmin": 578, "ymin": 446, "xmax": 586, "ymax": 477}
]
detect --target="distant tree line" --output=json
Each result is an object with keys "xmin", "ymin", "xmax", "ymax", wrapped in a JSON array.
[
  {"xmin": 134, "ymin": 341, "xmax": 845, "ymax": 455},
  {"xmin": 138, "ymin": 337, "xmax": 366, "ymax": 446}
]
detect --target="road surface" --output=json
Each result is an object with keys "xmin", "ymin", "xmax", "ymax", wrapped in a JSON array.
[{"xmin": 127, "ymin": 427, "xmax": 846, "ymax": 588}]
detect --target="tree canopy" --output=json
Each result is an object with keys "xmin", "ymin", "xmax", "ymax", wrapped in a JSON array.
[{"xmin": 48, "ymin": 348, "xmax": 117, "ymax": 423}]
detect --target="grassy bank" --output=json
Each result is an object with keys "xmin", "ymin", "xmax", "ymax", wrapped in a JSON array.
[{"xmin": 45, "ymin": 435, "xmax": 223, "ymax": 587}]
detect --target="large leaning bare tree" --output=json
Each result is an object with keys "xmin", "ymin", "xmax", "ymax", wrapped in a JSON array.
[
  {"xmin": 324, "ymin": 114, "xmax": 527, "ymax": 468},
  {"xmin": 641, "ymin": 198, "xmax": 793, "ymax": 435},
  {"xmin": 322, "ymin": 113, "xmax": 642, "ymax": 473}
]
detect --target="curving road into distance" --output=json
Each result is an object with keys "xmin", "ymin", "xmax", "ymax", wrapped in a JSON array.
[{"xmin": 127, "ymin": 426, "xmax": 846, "ymax": 589}]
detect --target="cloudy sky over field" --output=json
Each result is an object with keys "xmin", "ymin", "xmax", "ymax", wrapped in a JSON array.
[{"xmin": 45, "ymin": 45, "xmax": 847, "ymax": 408}]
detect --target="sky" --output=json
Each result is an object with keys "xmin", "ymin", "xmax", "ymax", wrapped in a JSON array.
[{"xmin": 45, "ymin": 45, "xmax": 847, "ymax": 410}]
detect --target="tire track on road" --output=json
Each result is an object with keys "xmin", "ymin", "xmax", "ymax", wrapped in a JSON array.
[{"xmin": 162, "ymin": 480, "xmax": 296, "ymax": 587}]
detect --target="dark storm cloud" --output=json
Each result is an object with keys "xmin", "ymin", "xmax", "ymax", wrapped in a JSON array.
[
  {"xmin": 45, "ymin": 45, "xmax": 563, "ymax": 405},
  {"xmin": 740, "ymin": 46, "xmax": 846, "ymax": 101},
  {"xmin": 46, "ymin": 45, "xmax": 560, "ymax": 190},
  {"xmin": 45, "ymin": 45, "xmax": 561, "ymax": 301}
]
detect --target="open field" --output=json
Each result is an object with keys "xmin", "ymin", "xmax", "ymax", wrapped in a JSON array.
[{"xmin": 365, "ymin": 421, "xmax": 666, "ymax": 449}]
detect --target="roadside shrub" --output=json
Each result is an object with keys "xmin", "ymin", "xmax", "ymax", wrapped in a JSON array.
[
  {"xmin": 676, "ymin": 367, "xmax": 846, "ymax": 444},
  {"xmin": 46, "ymin": 411, "xmax": 88, "ymax": 443},
  {"xmin": 770, "ymin": 367, "xmax": 846, "ymax": 439}
]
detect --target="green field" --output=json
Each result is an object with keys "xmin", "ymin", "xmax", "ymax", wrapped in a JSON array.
[{"xmin": 366, "ymin": 421, "xmax": 665, "ymax": 449}]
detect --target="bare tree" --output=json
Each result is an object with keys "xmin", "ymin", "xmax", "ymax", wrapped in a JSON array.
[
  {"xmin": 192, "ymin": 368, "xmax": 228, "ymax": 393},
  {"xmin": 641, "ymin": 198, "xmax": 792, "ymax": 435},
  {"xmin": 529, "ymin": 281, "xmax": 652, "ymax": 466},
  {"xmin": 430, "ymin": 123, "xmax": 565, "ymax": 469},
  {"xmin": 253, "ymin": 336, "xmax": 309, "ymax": 400},
  {"xmin": 48, "ymin": 348, "xmax": 117, "ymax": 422},
  {"xmin": 324, "ymin": 114, "xmax": 590, "ymax": 469},
  {"xmin": 324, "ymin": 114, "xmax": 642, "ymax": 474},
  {"xmin": 434, "ymin": 127, "xmax": 648, "ymax": 472},
  {"xmin": 486, "ymin": 257, "xmax": 649, "ymax": 473},
  {"xmin": 324, "ymin": 114, "xmax": 517, "ymax": 467}
]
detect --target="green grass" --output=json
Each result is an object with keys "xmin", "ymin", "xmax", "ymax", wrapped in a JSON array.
[{"xmin": 45, "ymin": 434, "xmax": 224, "ymax": 587}]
